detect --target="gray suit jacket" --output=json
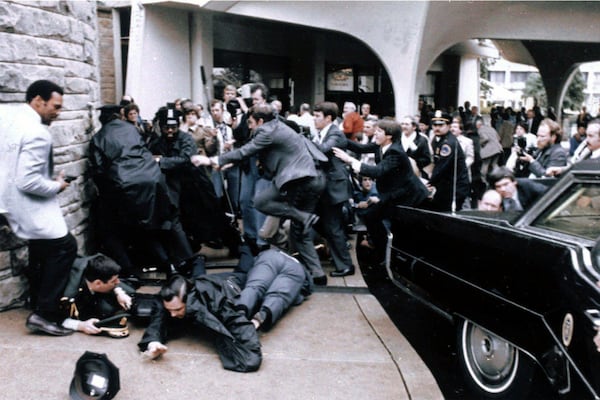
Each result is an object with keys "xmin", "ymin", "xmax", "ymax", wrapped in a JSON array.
[
  {"xmin": 529, "ymin": 143, "xmax": 568, "ymax": 178},
  {"xmin": 314, "ymin": 124, "xmax": 351, "ymax": 205},
  {"xmin": 219, "ymin": 119, "xmax": 318, "ymax": 190},
  {"xmin": 0, "ymin": 104, "xmax": 68, "ymax": 239}
]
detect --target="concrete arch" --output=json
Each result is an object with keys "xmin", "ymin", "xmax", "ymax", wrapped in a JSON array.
[
  {"xmin": 133, "ymin": 0, "xmax": 600, "ymax": 118},
  {"xmin": 206, "ymin": 1, "xmax": 430, "ymax": 117}
]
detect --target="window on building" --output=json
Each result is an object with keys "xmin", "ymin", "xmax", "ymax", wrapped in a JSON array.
[
  {"xmin": 510, "ymin": 72, "xmax": 530, "ymax": 84},
  {"xmin": 594, "ymin": 73, "xmax": 600, "ymax": 92},
  {"xmin": 119, "ymin": 7, "xmax": 131, "ymax": 92},
  {"xmin": 489, "ymin": 71, "xmax": 505, "ymax": 85}
]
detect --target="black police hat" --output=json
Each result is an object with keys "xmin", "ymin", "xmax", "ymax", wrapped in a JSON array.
[
  {"xmin": 431, "ymin": 110, "xmax": 451, "ymax": 125},
  {"xmin": 97, "ymin": 105, "xmax": 122, "ymax": 125},
  {"xmin": 70, "ymin": 351, "xmax": 120, "ymax": 400},
  {"xmin": 97, "ymin": 104, "xmax": 121, "ymax": 114},
  {"xmin": 155, "ymin": 106, "xmax": 181, "ymax": 127}
]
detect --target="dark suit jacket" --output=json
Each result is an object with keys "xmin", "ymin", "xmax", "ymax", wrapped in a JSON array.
[
  {"xmin": 219, "ymin": 119, "xmax": 317, "ymax": 190},
  {"xmin": 402, "ymin": 133, "xmax": 432, "ymax": 172},
  {"xmin": 314, "ymin": 124, "xmax": 351, "ymax": 205},
  {"xmin": 515, "ymin": 178, "xmax": 548, "ymax": 209},
  {"xmin": 346, "ymin": 139, "xmax": 381, "ymax": 164},
  {"xmin": 359, "ymin": 141, "xmax": 429, "ymax": 206}
]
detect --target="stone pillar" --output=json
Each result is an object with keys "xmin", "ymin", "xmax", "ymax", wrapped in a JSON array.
[
  {"xmin": 0, "ymin": 1, "xmax": 101, "ymax": 308},
  {"xmin": 458, "ymin": 56, "xmax": 480, "ymax": 109}
]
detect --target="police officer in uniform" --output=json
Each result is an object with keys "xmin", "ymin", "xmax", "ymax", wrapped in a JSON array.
[{"xmin": 427, "ymin": 110, "xmax": 470, "ymax": 212}]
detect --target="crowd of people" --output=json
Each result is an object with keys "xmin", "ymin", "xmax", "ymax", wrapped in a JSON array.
[{"xmin": 3, "ymin": 79, "xmax": 600, "ymax": 375}]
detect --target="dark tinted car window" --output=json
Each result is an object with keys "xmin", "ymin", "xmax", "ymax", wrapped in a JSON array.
[{"xmin": 533, "ymin": 183, "xmax": 600, "ymax": 240}]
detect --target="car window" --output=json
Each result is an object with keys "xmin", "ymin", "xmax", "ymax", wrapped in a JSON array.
[{"xmin": 532, "ymin": 183, "xmax": 600, "ymax": 240}]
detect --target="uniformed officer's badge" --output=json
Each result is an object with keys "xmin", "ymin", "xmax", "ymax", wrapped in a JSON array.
[
  {"xmin": 440, "ymin": 144, "xmax": 452, "ymax": 157},
  {"xmin": 434, "ymin": 110, "xmax": 442, "ymax": 118}
]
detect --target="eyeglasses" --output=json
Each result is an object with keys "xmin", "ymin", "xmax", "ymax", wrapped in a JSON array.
[{"xmin": 162, "ymin": 125, "xmax": 178, "ymax": 131}]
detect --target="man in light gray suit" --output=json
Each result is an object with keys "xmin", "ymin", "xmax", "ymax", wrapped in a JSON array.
[
  {"xmin": 0, "ymin": 80, "xmax": 77, "ymax": 336},
  {"xmin": 192, "ymin": 104, "xmax": 327, "ymax": 284}
]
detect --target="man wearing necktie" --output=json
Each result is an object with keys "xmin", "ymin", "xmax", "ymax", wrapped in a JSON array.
[
  {"xmin": 487, "ymin": 166, "xmax": 547, "ymax": 212},
  {"xmin": 546, "ymin": 119, "xmax": 600, "ymax": 177},
  {"xmin": 333, "ymin": 119, "xmax": 429, "ymax": 265},
  {"xmin": 311, "ymin": 102, "xmax": 355, "ymax": 279}
]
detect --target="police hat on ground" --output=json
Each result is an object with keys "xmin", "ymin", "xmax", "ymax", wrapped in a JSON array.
[
  {"xmin": 70, "ymin": 351, "xmax": 120, "ymax": 400},
  {"xmin": 94, "ymin": 313, "xmax": 131, "ymax": 339},
  {"xmin": 430, "ymin": 110, "xmax": 451, "ymax": 125}
]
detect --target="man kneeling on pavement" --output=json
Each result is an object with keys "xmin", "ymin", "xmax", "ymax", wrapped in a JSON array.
[{"xmin": 138, "ymin": 246, "xmax": 311, "ymax": 372}]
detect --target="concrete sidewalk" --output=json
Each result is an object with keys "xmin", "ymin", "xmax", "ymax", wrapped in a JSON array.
[{"xmin": 0, "ymin": 241, "xmax": 443, "ymax": 399}]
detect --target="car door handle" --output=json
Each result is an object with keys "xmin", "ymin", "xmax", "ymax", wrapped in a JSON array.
[{"xmin": 584, "ymin": 309, "xmax": 600, "ymax": 327}]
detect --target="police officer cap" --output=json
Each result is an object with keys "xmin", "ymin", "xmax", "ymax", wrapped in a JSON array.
[
  {"xmin": 69, "ymin": 351, "xmax": 120, "ymax": 400},
  {"xmin": 97, "ymin": 105, "xmax": 122, "ymax": 125},
  {"xmin": 97, "ymin": 104, "xmax": 121, "ymax": 115},
  {"xmin": 155, "ymin": 106, "xmax": 181, "ymax": 127},
  {"xmin": 431, "ymin": 110, "xmax": 451, "ymax": 125}
]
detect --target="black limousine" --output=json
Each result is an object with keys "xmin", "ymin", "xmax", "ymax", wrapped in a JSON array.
[{"xmin": 384, "ymin": 160, "xmax": 600, "ymax": 399}]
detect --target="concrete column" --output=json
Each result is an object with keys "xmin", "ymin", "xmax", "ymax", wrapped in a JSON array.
[
  {"xmin": 126, "ymin": 4, "xmax": 191, "ymax": 119},
  {"xmin": 458, "ymin": 56, "xmax": 480, "ymax": 109},
  {"xmin": 190, "ymin": 12, "xmax": 214, "ymax": 109},
  {"xmin": 313, "ymin": 32, "xmax": 325, "ymax": 104}
]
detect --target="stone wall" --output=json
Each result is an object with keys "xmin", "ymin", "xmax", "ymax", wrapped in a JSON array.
[{"xmin": 0, "ymin": 0, "xmax": 101, "ymax": 308}]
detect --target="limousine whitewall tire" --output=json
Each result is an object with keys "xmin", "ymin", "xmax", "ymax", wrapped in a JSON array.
[{"xmin": 457, "ymin": 319, "xmax": 534, "ymax": 399}]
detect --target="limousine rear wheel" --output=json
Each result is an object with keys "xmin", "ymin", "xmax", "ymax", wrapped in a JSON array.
[{"xmin": 457, "ymin": 319, "xmax": 534, "ymax": 399}]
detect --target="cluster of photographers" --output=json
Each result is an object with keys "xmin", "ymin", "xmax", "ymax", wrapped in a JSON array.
[{"xmin": 6, "ymin": 80, "xmax": 600, "ymax": 378}]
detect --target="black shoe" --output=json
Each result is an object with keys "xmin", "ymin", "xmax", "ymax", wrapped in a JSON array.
[
  {"xmin": 26, "ymin": 313, "xmax": 73, "ymax": 336},
  {"xmin": 330, "ymin": 266, "xmax": 355, "ymax": 277},
  {"xmin": 302, "ymin": 214, "xmax": 319, "ymax": 236},
  {"xmin": 313, "ymin": 275, "xmax": 328, "ymax": 286}
]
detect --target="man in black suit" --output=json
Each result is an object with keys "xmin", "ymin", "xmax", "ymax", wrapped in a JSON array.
[
  {"xmin": 312, "ymin": 102, "xmax": 355, "ymax": 278},
  {"xmin": 192, "ymin": 104, "xmax": 327, "ymax": 284},
  {"xmin": 487, "ymin": 166, "xmax": 548, "ymax": 211},
  {"xmin": 333, "ymin": 120, "xmax": 430, "ymax": 264}
]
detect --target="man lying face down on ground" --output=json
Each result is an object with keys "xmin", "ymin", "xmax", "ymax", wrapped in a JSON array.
[{"xmin": 137, "ymin": 245, "xmax": 312, "ymax": 372}]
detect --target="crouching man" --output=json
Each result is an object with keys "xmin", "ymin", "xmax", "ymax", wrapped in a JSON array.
[
  {"xmin": 61, "ymin": 254, "xmax": 133, "ymax": 338},
  {"xmin": 138, "ymin": 273, "xmax": 262, "ymax": 372}
]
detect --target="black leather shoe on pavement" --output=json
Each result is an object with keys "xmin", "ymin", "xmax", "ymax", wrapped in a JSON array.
[
  {"xmin": 302, "ymin": 214, "xmax": 320, "ymax": 236},
  {"xmin": 313, "ymin": 275, "xmax": 328, "ymax": 286},
  {"xmin": 26, "ymin": 313, "xmax": 73, "ymax": 336},
  {"xmin": 330, "ymin": 267, "xmax": 355, "ymax": 277}
]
